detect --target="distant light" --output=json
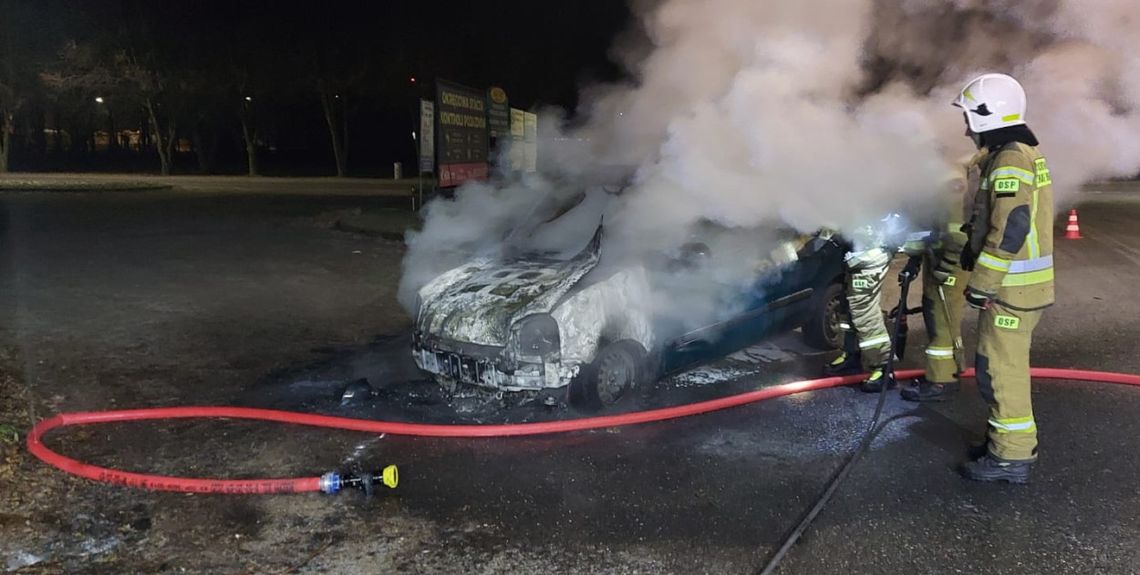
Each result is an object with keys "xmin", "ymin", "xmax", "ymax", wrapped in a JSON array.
[
  {"xmin": 409, "ymin": 77, "xmax": 417, "ymax": 84},
  {"xmin": 244, "ymin": 96, "xmax": 252, "ymax": 102},
  {"xmin": 94, "ymin": 97, "xmax": 105, "ymax": 104},
  {"xmin": 618, "ymin": 112, "xmax": 623, "ymax": 116},
  {"xmin": 412, "ymin": 131, "xmax": 417, "ymax": 140},
  {"xmin": 334, "ymin": 94, "xmax": 340, "ymax": 99}
]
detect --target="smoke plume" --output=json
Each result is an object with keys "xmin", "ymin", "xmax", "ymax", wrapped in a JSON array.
[{"xmin": 400, "ymin": 0, "xmax": 1140, "ymax": 318}]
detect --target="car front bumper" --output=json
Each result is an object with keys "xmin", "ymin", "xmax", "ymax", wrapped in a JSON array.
[{"xmin": 412, "ymin": 331, "xmax": 574, "ymax": 391}]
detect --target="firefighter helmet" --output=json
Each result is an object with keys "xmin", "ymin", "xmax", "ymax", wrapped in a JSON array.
[{"xmin": 952, "ymin": 73, "xmax": 1027, "ymax": 133}]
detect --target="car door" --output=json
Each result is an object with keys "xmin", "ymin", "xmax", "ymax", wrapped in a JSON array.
[
  {"xmin": 660, "ymin": 241, "xmax": 807, "ymax": 374},
  {"xmin": 659, "ymin": 234, "xmax": 842, "ymax": 376}
]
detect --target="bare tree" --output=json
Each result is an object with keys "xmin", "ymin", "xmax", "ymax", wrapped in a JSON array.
[
  {"xmin": 300, "ymin": 15, "xmax": 372, "ymax": 178},
  {"xmin": 317, "ymin": 80, "xmax": 350, "ymax": 178},
  {"xmin": 40, "ymin": 37, "xmax": 184, "ymax": 174},
  {"xmin": 233, "ymin": 71, "xmax": 266, "ymax": 176},
  {"xmin": 237, "ymin": 97, "xmax": 257, "ymax": 176},
  {"xmin": 220, "ymin": 19, "xmax": 281, "ymax": 177},
  {"xmin": 39, "ymin": 41, "xmax": 119, "ymax": 157},
  {"xmin": 0, "ymin": 6, "xmax": 31, "ymax": 172},
  {"xmin": 0, "ymin": 82, "xmax": 13, "ymax": 173},
  {"xmin": 0, "ymin": 42, "xmax": 13, "ymax": 171},
  {"xmin": 189, "ymin": 113, "xmax": 221, "ymax": 174},
  {"xmin": 117, "ymin": 47, "xmax": 184, "ymax": 176}
]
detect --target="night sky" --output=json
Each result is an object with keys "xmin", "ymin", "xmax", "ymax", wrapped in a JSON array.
[{"xmin": 1, "ymin": 0, "xmax": 634, "ymax": 175}]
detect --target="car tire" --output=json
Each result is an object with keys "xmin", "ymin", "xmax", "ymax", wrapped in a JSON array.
[
  {"xmin": 803, "ymin": 281, "xmax": 844, "ymax": 351},
  {"xmin": 568, "ymin": 340, "xmax": 648, "ymax": 412}
]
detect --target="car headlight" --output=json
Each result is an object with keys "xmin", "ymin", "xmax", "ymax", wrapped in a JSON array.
[{"xmin": 514, "ymin": 314, "xmax": 560, "ymax": 357}]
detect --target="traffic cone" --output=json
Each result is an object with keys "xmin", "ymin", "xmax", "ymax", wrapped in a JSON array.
[{"xmin": 1065, "ymin": 208, "xmax": 1082, "ymax": 239}]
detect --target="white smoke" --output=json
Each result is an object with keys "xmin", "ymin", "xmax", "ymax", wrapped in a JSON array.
[
  {"xmin": 399, "ymin": 0, "xmax": 1140, "ymax": 316},
  {"xmin": 863, "ymin": 0, "xmax": 1140, "ymax": 195}
]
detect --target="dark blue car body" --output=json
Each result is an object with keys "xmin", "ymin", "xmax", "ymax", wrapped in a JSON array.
[{"xmin": 656, "ymin": 234, "xmax": 847, "ymax": 377}]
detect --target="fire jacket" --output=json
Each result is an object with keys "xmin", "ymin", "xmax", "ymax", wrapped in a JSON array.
[{"xmin": 965, "ymin": 142, "xmax": 1055, "ymax": 310}]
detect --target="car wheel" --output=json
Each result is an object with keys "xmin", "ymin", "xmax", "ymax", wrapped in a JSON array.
[
  {"xmin": 803, "ymin": 282, "xmax": 844, "ymax": 351},
  {"xmin": 569, "ymin": 341, "xmax": 648, "ymax": 412}
]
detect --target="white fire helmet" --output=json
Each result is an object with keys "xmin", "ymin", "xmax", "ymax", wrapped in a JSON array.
[{"xmin": 952, "ymin": 73, "xmax": 1027, "ymax": 133}]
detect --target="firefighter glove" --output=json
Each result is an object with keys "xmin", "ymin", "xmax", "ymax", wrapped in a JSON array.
[
  {"xmin": 959, "ymin": 245, "xmax": 977, "ymax": 272},
  {"xmin": 898, "ymin": 256, "xmax": 921, "ymax": 285}
]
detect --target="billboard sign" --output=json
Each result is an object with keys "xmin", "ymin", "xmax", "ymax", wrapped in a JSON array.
[{"xmin": 436, "ymin": 80, "xmax": 489, "ymax": 187}]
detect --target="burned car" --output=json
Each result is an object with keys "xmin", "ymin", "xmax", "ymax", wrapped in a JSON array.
[{"xmin": 411, "ymin": 192, "xmax": 847, "ymax": 409}]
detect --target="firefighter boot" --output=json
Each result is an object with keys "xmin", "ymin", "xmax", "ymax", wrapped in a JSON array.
[
  {"xmin": 961, "ymin": 453, "xmax": 1032, "ymax": 484},
  {"xmin": 824, "ymin": 352, "xmax": 862, "ymax": 376},
  {"xmin": 858, "ymin": 367, "xmax": 897, "ymax": 393},
  {"xmin": 900, "ymin": 378, "xmax": 947, "ymax": 402}
]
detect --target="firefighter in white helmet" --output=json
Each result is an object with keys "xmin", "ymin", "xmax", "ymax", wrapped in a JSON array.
[
  {"xmin": 824, "ymin": 213, "xmax": 931, "ymax": 392},
  {"xmin": 952, "ymin": 73, "xmax": 1055, "ymax": 484}
]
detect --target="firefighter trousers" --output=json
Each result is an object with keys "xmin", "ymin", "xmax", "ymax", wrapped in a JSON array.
[
  {"xmin": 921, "ymin": 256, "xmax": 970, "ymax": 384},
  {"xmin": 976, "ymin": 302, "xmax": 1044, "ymax": 461},
  {"xmin": 839, "ymin": 248, "xmax": 892, "ymax": 370}
]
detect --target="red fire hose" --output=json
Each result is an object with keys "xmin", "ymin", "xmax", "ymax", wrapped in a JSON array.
[{"xmin": 26, "ymin": 367, "xmax": 1140, "ymax": 494}]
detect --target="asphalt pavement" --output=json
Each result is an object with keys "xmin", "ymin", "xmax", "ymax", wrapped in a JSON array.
[{"xmin": 1, "ymin": 181, "xmax": 1138, "ymax": 574}]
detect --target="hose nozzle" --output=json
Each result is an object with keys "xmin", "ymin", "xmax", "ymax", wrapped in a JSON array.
[{"xmin": 319, "ymin": 464, "xmax": 399, "ymax": 495}]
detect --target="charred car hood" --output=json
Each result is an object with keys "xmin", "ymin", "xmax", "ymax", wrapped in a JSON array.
[{"xmin": 417, "ymin": 227, "xmax": 602, "ymax": 347}]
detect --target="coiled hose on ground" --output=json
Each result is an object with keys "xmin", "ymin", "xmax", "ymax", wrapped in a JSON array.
[{"xmin": 27, "ymin": 368, "xmax": 1140, "ymax": 495}]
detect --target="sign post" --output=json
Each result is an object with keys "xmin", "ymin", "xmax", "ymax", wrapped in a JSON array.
[
  {"xmin": 509, "ymin": 108, "xmax": 526, "ymax": 172},
  {"xmin": 418, "ymin": 99, "xmax": 435, "ymax": 208},
  {"xmin": 419, "ymin": 100, "xmax": 435, "ymax": 173},
  {"xmin": 523, "ymin": 111, "xmax": 538, "ymax": 173}
]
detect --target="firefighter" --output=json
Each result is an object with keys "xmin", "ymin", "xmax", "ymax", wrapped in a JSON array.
[
  {"xmin": 825, "ymin": 244, "xmax": 892, "ymax": 391},
  {"xmin": 953, "ymin": 73, "xmax": 1055, "ymax": 483},
  {"xmin": 901, "ymin": 150, "xmax": 987, "ymax": 402},
  {"xmin": 824, "ymin": 214, "xmax": 923, "ymax": 392}
]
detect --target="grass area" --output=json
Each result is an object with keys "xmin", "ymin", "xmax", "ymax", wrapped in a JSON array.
[{"xmin": 0, "ymin": 424, "xmax": 19, "ymax": 445}]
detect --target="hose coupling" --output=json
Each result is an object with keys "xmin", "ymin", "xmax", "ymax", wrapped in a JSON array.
[{"xmin": 320, "ymin": 465, "xmax": 398, "ymax": 496}]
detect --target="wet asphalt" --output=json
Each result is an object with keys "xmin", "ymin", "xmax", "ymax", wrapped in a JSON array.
[
  {"xmin": 251, "ymin": 189, "xmax": 1140, "ymax": 574},
  {"xmin": 2, "ymin": 186, "xmax": 1139, "ymax": 574}
]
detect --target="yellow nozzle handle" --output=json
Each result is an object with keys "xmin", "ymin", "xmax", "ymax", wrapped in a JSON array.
[{"xmin": 382, "ymin": 464, "xmax": 398, "ymax": 489}]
